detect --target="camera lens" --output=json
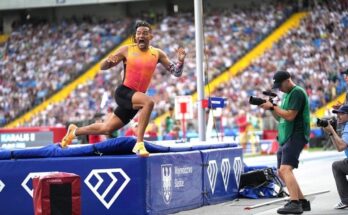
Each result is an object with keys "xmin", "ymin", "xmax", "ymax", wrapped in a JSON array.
[{"xmin": 316, "ymin": 118, "xmax": 328, "ymax": 127}]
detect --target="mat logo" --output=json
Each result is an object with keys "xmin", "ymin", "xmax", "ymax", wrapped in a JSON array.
[
  {"xmin": 0, "ymin": 179, "xmax": 5, "ymax": 192},
  {"xmin": 207, "ymin": 160, "xmax": 218, "ymax": 194},
  {"xmin": 208, "ymin": 158, "xmax": 239, "ymax": 194},
  {"xmin": 233, "ymin": 157, "xmax": 243, "ymax": 187},
  {"xmin": 22, "ymin": 171, "xmax": 58, "ymax": 197},
  {"xmin": 221, "ymin": 159, "xmax": 231, "ymax": 192},
  {"xmin": 161, "ymin": 164, "xmax": 173, "ymax": 205},
  {"xmin": 85, "ymin": 168, "xmax": 130, "ymax": 209}
]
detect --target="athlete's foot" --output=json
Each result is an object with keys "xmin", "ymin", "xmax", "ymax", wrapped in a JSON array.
[
  {"xmin": 60, "ymin": 124, "xmax": 77, "ymax": 148},
  {"xmin": 132, "ymin": 141, "xmax": 149, "ymax": 157}
]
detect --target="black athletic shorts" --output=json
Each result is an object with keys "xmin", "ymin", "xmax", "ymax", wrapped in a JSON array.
[
  {"xmin": 114, "ymin": 85, "xmax": 138, "ymax": 125},
  {"xmin": 277, "ymin": 133, "xmax": 307, "ymax": 169}
]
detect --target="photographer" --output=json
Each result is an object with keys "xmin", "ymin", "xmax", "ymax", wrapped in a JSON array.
[
  {"xmin": 322, "ymin": 105, "xmax": 348, "ymax": 210},
  {"xmin": 259, "ymin": 71, "xmax": 311, "ymax": 214}
]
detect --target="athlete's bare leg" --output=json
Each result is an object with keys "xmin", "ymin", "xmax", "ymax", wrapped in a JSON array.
[
  {"xmin": 75, "ymin": 113, "xmax": 124, "ymax": 136},
  {"xmin": 131, "ymin": 92, "xmax": 155, "ymax": 143}
]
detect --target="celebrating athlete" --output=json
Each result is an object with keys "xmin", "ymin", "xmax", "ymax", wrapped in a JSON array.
[{"xmin": 60, "ymin": 21, "xmax": 186, "ymax": 157}]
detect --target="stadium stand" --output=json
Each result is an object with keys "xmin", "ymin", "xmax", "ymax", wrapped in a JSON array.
[
  {"xmin": 3, "ymin": 2, "xmax": 294, "ymax": 129},
  {"xmin": 0, "ymin": 18, "xmax": 132, "ymax": 125}
]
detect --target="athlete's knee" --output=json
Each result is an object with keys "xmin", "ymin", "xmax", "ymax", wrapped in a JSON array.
[{"xmin": 145, "ymin": 99, "xmax": 155, "ymax": 109}]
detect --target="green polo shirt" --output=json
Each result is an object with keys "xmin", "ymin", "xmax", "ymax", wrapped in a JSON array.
[{"xmin": 278, "ymin": 86, "xmax": 310, "ymax": 145}]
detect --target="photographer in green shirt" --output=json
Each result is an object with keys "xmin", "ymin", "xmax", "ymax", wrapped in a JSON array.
[{"xmin": 260, "ymin": 71, "xmax": 310, "ymax": 214}]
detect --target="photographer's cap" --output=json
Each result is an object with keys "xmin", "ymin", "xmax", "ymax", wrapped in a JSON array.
[
  {"xmin": 272, "ymin": 71, "xmax": 291, "ymax": 89},
  {"xmin": 332, "ymin": 105, "xmax": 348, "ymax": 114}
]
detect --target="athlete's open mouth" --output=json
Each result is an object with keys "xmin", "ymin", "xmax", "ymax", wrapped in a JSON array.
[{"xmin": 138, "ymin": 39, "xmax": 146, "ymax": 45}]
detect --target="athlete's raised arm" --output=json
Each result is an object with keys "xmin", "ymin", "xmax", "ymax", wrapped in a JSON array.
[
  {"xmin": 100, "ymin": 46, "xmax": 128, "ymax": 70},
  {"xmin": 158, "ymin": 47, "xmax": 186, "ymax": 77}
]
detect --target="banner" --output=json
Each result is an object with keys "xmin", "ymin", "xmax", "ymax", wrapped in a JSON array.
[
  {"xmin": 0, "ymin": 156, "xmax": 147, "ymax": 215},
  {"xmin": 147, "ymin": 151, "xmax": 203, "ymax": 215},
  {"xmin": 201, "ymin": 148, "xmax": 244, "ymax": 204},
  {"xmin": 0, "ymin": 127, "xmax": 66, "ymax": 149}
]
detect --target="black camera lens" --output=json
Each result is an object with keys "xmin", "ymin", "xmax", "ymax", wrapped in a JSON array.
[
  {"xmin": 249, "ymin": 96, "xmax": 267, "ymax": 106},
  {"xmin": 316, "ymin": 118, "xmax": 329, "ymax": 127}
]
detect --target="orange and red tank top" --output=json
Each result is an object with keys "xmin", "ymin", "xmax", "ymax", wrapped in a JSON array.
[{"xmin": 122, "ymin": 44, "xmax": 159, "ymax": 93}]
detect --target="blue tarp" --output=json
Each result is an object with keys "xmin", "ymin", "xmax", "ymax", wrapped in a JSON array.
[{"xmin": 0, "ymin": 137, "xmax": 238, "ymax": 160}]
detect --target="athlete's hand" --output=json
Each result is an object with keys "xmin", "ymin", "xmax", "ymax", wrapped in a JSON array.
[{"xmin": 176, "ymin": 47, "xmax": 186, "ymax": 63}]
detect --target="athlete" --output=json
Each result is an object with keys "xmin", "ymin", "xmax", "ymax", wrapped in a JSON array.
[{"xmin": 60, "ymin": 21, "xmax": 186, "ymax": 157}]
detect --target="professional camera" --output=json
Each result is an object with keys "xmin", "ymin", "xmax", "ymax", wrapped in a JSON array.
[
  {"xmin": 249, "ymin": 91, "xmax": 277, "ymax": 106},
  {"xmin": 316, "ymin": 117, "xmax": 337, "ymax": 130}
]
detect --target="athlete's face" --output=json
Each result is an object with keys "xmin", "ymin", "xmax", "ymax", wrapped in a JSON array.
[{"xmin": 135, "ymin": 26, "xmax": 152, "ymax": 50}]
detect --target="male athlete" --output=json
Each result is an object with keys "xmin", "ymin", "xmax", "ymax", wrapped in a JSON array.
[{"xmin": 60, "ymin": 21, "xmax": 186, "ymax": 157}]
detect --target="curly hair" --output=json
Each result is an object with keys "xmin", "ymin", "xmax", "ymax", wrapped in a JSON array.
[{"xmin": 132, "ymin": 20, "xmax": 152, "ymax": 42}]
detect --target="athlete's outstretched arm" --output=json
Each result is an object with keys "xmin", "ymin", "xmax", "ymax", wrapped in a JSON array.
[
  {"xmin": 158, "ymin": 48, "xmax": 186, "ymax": 77},
  {"xmin": 100, "ymin": 46, "xmax": 128, "ymax": 70}
]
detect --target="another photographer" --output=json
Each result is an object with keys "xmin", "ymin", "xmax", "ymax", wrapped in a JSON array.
[
  {"xmin": 322, "ymin": 105, "xmax": 348, "ymax": 210},
  {"xmin": 259, "ymin": 71, "xmax": 311, "ymax": 214}
]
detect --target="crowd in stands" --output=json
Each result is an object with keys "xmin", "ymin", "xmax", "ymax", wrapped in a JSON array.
[
  {"xmin": 2, "ymin": 1, "xmax": 348, "ymax": 141},
  {"xmin": 149, "ymin": 3, "xmax": 293, "ymax": 119},
  {"xmin": 215, "ymin": 0, "xmax": 348, "ymax": 132},
  {"xmin": 0, "ymin": 2, "xmax": 292, "ymax": 129},
  {"xmin": 0, "ymin": 17, "xmax": 132, "ymax": 125},
  {"xmin": 18, "ymin": 3, "xmax": 292, "ymax": 129}
]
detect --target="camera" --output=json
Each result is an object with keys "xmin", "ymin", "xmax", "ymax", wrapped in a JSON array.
[
  {"xmin": 249, "ymin": 97, "xmax": 267, "ymax": 106},
  {"xmin": 316, "ymin": 117, "xmax": 337, "ymax": 130},
  {"xmin": 249, "ymin": 91, "xmax": 277, "ymax": 106}
]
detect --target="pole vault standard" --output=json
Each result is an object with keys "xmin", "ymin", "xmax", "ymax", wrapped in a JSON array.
[{"xmin": 194, "ymin": 0, "xmax": 206, "ymax": 141}]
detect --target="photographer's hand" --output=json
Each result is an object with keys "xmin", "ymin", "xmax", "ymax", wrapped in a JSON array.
[
  {"xmin": 323, "ymin": 123, "xmax": 335, "ymax": 134},
  {"xmin": 260, "ymin": 101, "xmax": 298, "ymax": 121},
  {"xmin": 324, "ymin": 124, "xmax": 348, "ymax": 152},
  {"xmin": 260, "ymin": 101, "xmax": 273, "ymax": 110}
]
